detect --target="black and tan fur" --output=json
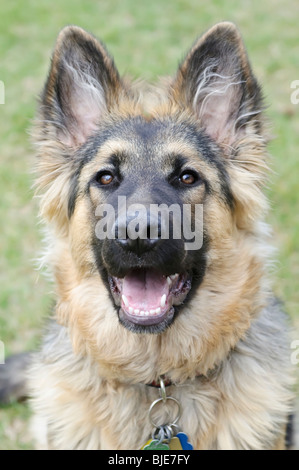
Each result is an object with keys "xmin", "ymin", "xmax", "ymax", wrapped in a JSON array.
[{"xmin": 28, "ymin": 22, "xmax": 293, "ymax": 449}]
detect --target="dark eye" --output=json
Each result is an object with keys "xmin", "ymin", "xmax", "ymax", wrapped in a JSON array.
[
  {"xmin": 179, "ymin": 170, "xmax": 199, "ymax": 186},
  {"xmin": 96, "ymin": 171, "xmax": 114, "ymax": 186}
]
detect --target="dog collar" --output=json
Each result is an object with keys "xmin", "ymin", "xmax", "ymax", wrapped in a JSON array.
[
  {"xmin": 147, "ymin": 372, "xmax": 206, "ymax": 388},
  {"xmin": 147, "ymin": 375, "xmax": 173, "ymax": 388}
]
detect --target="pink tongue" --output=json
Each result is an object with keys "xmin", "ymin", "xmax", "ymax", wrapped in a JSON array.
[{"xmin": 122, "ymin": 269, "xmax": 169, "ymax": 310}]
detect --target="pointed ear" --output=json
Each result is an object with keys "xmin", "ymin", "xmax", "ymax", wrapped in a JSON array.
[
  {"xmin": 40, "ymin": 26, "xmax": 122, "ymax": 147},
  {"xmin": 172, "ymin": 22, "xmax": 263, "ymax": 149}
]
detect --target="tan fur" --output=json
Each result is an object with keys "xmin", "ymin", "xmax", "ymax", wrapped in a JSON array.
[{"xmin": 30, "ymin": 23, "xmax": 294, "ymax": 450}]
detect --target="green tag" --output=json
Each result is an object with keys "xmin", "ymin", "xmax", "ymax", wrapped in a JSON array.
[{"xmin": 143, "ymin": 439, "xmax": 170, "ymax": 450}]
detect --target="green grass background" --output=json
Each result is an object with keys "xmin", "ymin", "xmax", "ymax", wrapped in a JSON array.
[{"xmin": 0, "ymin": 0, "xmax": 298, "ymax": 450}]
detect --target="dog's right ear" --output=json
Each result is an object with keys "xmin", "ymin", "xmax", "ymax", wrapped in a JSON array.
[{"xmin": 40, "ymin": 26, "xmax": 122, "ymax": 148}]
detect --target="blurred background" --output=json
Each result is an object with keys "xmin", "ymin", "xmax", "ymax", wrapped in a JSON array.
[{"xmin": 0, "ymin": 0, "xmax": 298, "ymax": 449}]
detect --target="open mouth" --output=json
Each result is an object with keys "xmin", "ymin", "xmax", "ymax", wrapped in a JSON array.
[{"xmin": 108, "ymin": 268, "xmax": 191, "ymax": 331}]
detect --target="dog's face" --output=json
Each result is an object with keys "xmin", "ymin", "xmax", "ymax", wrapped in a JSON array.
[
  {"xmin": 73, "ymin": 116, "xmax": 219, "ymax": 333},
  {"xmin": 35, "ymin": 24, "xmax": 268, "ymax": 348}
]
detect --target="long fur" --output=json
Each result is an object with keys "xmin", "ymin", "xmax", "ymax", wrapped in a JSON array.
[{"xmin": 28, "ymin": 22, "xmax": 294, "ymax": 450}]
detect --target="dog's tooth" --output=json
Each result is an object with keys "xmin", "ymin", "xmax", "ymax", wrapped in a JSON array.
[
  {"xmin": 140, "ymin": 310, "xmax": 145, "ymax": 316},
  {"xmin": 160, "ymin": 294, "xmax": 166, "ymax": 308},
  {"xmin": 145, "ymin": 310, "xmax": 149, "ymax": 316},
  {"xmin": 167, "ymin": 276, "xmax": 172, "ymax": 286},
  {"xmin": 129, "ymin": 307, "xmax": 134, "ymax": 314},
  {"xmin": 150, "ymin": 309, "xmax": 155, "ymax": 315},
  {"xmin": 134, "ymin": 308, "xmax": 140, "ymax": 315},
  {"xmin": 170, "ymin": 274, "xmax": 178, "ymax": 281},
  {"xmin": 155, "ymin": 307, "xmax": 161, "ymax": 315},
  {"xmin": 122, "ymin": 295, "xmax": 129, "ymax": 308}
]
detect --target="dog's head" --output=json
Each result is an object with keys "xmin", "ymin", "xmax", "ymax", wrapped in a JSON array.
[{"xmin": 35, "ymin": 23, "xmax": 268, "ymax": 356}]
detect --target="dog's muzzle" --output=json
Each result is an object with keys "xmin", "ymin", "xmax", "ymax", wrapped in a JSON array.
[{"xmin": 103, "ymin": 205, "xmax": 192, "ymax": 332}]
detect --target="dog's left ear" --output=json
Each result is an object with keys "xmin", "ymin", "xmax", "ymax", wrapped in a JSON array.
[{"xmin": 172, "ymin": 22, "xmax": 263, "ymax": 149}]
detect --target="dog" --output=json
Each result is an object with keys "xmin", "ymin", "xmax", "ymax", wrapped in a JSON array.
[{"xmin": 24, "ymin": 22, "xmax": 294, "ymax": 450}]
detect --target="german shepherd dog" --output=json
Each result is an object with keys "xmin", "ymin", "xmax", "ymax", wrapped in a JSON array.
[{"xmin": 27, "ymin": 22, "xmax": 293, "ymax": 449}]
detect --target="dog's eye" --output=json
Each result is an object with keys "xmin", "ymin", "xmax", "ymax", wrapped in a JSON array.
[
  {"xmin": 179, "ymin": 171, "xmax": 198, "ymax": 186},
  {"xmin": 96, "ymin": 172, "xmax": 114, "ymax": 186}
]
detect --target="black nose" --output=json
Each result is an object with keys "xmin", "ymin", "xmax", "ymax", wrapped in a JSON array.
[
  {"xmin": 115, "ymin": 211, "xmax": 162, "ymax": 256},
  {"xmin": 117, "ymin": 236, "xmax": 160, "ymax": 255}
]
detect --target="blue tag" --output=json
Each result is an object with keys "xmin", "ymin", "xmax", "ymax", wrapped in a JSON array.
[{"xmin": 176, "ymin": 432, "xmax": 194, "ymax": 450}]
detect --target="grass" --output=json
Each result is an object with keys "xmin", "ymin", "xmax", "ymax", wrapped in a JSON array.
[{"xmin": 0, "ymin": 0, "xmax": 298, "ymax": 450}]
